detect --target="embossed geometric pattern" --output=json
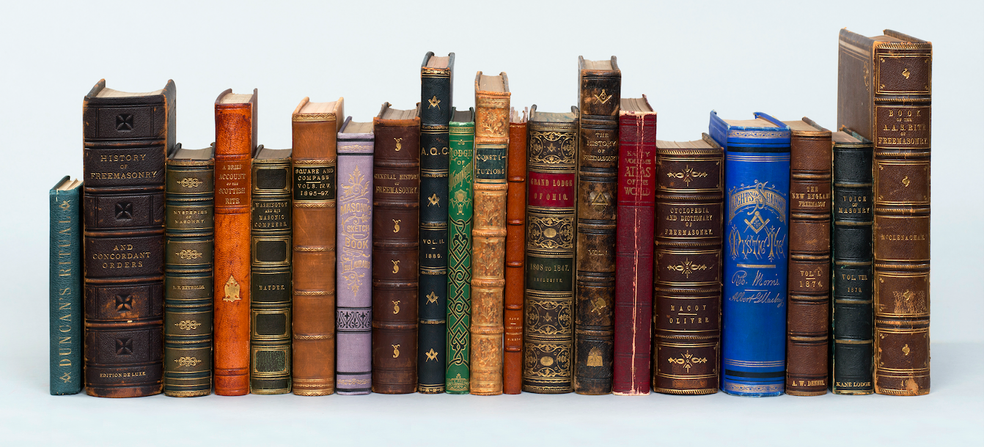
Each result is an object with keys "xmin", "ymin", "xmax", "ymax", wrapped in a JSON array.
[
  {"xmin": 115, "ymin": 338, "xmax": 134, "ymax": 355},
  {"xmin": 115, "ymin": 114, "xmax": 133, "ymax": 131},
  {"xmin": 114, "ymin": 201, "xmax": 133, "ymax": 220},
  {"xmin": 114, "ymin": 294, "xmax": 133, "ymax": 312}
]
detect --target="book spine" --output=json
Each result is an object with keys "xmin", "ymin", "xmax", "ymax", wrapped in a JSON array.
[
  {"xmin": 574, "ymin": 68, "xmax": 620, "ymax": 394},
  {"xmin": 715, "ymin": 130, "xmax": 790, "ymax": 397},
  {"xmin": 372, "ymin": 117, "xmax": 421, "ymax": 394},
  {"xmin": 250, "ymin": 155, "xmax": 292, "ymax": 394},
  {"xmin": 653, "ymin": 137, "xmax": 723, "ymax": 395},
  {"xmin": 831, "ymin": 137, "xmax": 874, "ymax": 394},
  {"xmin": 213, "ymin": 100, "xmax": 254, "ymax": 396},
  {"xmin": 612, "ymin": 112, "xmax": 656, "ymax": 395},
  {"xmin": 870, "ymin": 43, "xmax": 932, "ymax": 396},
  {"xmin": 786, "ymin": 127, "xmax": 832, "ymax": 396},
  {"xmin": 291, "ymin": 113, "xmax": 340, "ymax": 396},
  {"xmin": 523, "ymin": 117, "xmax": 578, "ymax": 394},
  {"xmin": 82, "ymin": 85, "xmax": 172, "ymax": 397},
  {"xmin": 419, "ymin": 64, "xmax": 453, "ymax": 393},
  {"xmin": 470, "ymin": 91, "xmax": 509, "ymax": 395},
  {"xmin": 446, "ymin": 119, "xmax": 474, "ymax": 394},
  {"xmin": 163, "ymin": 159, "xmax": 214, "ymax": 397},
  {"xmin": 503, "ymin": 119, "xmax": 527, "ymax": 394},
  {"xmin": 50, "ymin": 181, "xmax": 83, "ymax": 395},
  {"xmin": 336, "ymin": 133, "xmax": 374, "ymax": 395}
]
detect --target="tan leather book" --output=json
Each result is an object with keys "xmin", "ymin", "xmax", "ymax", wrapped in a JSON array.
[
  {"xmin": 213, "ymin": 88, "xmax": 257, "ymax": 396},
  {"xmin": 470, "ymin": 72, "xmax": 510, "ymax": 395},
  {"xmin": 838, "ymin": 29, "xmax": 931, "ymax": 396},
  {"xmin": 291, "ymin": 98, "xmax": 344, "ymax": 396}
]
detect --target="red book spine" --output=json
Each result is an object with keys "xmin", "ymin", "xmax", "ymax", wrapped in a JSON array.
[{"xmin": 612, "ymin": 109, "xmax": 656, "ymax": 395}]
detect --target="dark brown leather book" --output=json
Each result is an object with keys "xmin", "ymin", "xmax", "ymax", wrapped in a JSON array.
[
  {"xmin": 838, "ymin": 29, "xmax": 931, "ymax": 396},
  {"xmin": 574, "ymin": 56, "xmax": 620, "ymax": 395},
  {"xmin": 291, "ymin": 98, "xmax": 344, "ymax": 395},
  {"xmin": 470, "ymin": 72, "xmax": 510, "ymax": 395},
  {"xmin": 372, "ymin": 103, "xmax": 421, "ymax": 394},
  {"xmin": 213, "ymin": 89, "xmax": 257, "ymax": 396},
  {"xmin": 613, "ymin": 97, "xmax": 656, "ymax": 395},
  {"xmin": 503, "ymin": 107, "xmax": 527, "ymax": 395},
  {"xmin": 783, "ymin": 118, "xmax": 832, "ymax": 396},
  {"xmin": 523, "ymin": 105, "xmax": 578, "ymax": 394},
  {"xmin": 164, "ymin": 144, "xmax": 214, "ymax": 397},
  {"xmin": 82, "ymin": 79, "xmax": 174, "ymax": 397},
  {"xmin": 652, "ymin": 135, "xmax": 723, "ymax": 395},
  {"xmin": 250, "ymin": 146, "xmax": 292, "ymax": 394}
]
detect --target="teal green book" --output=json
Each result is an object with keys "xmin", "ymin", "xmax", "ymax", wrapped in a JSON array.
[
  {"xmin": 50, "ymin": 176, "xmax": 83, "ymax": 395},
  {"xmin": 446, "ymin": 108, "xmax": 474, "ymax": 393}
]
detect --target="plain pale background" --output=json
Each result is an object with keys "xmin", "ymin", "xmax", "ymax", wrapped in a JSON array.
[{"xmin": 0, "ymin": 0, "xmax": 980, "ymax": 445}]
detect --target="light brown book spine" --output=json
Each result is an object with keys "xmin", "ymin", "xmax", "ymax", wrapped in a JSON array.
[
  {"xmin": 470, "ymin": 72, "xmax": 510, "ymax": 395},
  {"xmin": 503, "ymin": 109, "xmax": 527, "ymax": 394},
  {"xmin": 213, "ymin": 89, "xmax": 257, "ymax": 396},
  {"xmin": 838, "ymin": 29, "xmax": 931, "ymax": 396},
  {"xmin": 291, "ymin": 98, "xmax": 344, "ymax": 395}
]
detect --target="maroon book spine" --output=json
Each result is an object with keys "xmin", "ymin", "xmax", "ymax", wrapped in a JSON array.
[{"xmin": 612, "ymin": 105, "xmax": 656, "ymax": 395}]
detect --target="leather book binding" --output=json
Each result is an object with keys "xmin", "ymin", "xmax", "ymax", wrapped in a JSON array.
[
  {"xmin": 82, "ymin": 79, "xmax": 174, "ymax": 397},
  {"xmin": 783, "ymin": 118, "xmax": 832, "ymax": 396},
  {"xmin": 503, "ymin": 108, "xmax": 528, "ymax": 394},
  {"xmin": 164, "ymin": 145, "xmax": 214, "ymax": 397},
  {"xmin": 291, "ymin": 98, "xmax": 344, "ymax": 396},
  {"xmin": 250, "ymin": 146, "xmax": 292, "ymax": 394},
  {"xmin": 50, "ymin": 176, "xmax": 83, "ymax": 395},
  {"xmin": 574, "ymin": 56, "xmax": 620, "ymax": 395},
  {"xmin": 470, "ymin": 72, "xmax": 510, "ymax": 395},
  {"xmin": 838, "ymin": 29, "xmax": 931, "ymax": 396},
  {"xmin": 613, "ymin": 97, "xmax": 656, "ymax": 396},
  {"xmin": 213, "ymin": 88, "xmax": 257, "ymax": 396},
  {"xmin": 419, "ymin": 52, "xmax": 454, "ymax": 393},
  {"xmin": 830, "ymin": 129, "xmax": 874, "ymax": 395},
  {"xmin": 652, "ymin": 135, "xmax": 723, "ymax": 395},
  {"xmin": 709, "ymin": 111, "xmax": 790, "ymax": 397},
  {"xmin": 336, "ymin": 119, "xmax": 374, "ymax": 395},
  {"xmin": 446, "ymin": 108, "xmax": 475, "ymax": 394},
  {"xmin": 523, "ymin": 105, "xmax": 578, "ymax": 394},
  {"xmin": 372, "ymin": 103, "xmax": 421, "ymax": 394}
]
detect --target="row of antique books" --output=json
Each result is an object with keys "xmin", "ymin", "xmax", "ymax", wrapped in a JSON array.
[{"xmin": 49, "ymin": 29, "xmax": 931, "ymax": 398}]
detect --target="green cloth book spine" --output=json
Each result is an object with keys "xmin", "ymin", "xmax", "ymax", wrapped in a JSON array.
[
  {"xmin": 50, "ymin": 176, "xmax": 83, "ymax": 395},
  {"xmin": 163, "ymin": 145, "xmax": 215, "ymax": 397},
  {"xmin": 446, "ymin": 108, "xmax": 475, "ymax": 393},
  {"xmin": 250, "ymin": 147, "xmax": 293, "ymax": 394}
]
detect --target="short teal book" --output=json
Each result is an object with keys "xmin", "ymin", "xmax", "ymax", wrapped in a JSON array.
[{"xmin": 50, "ymin": 176, "xmax": 83, "ymax": 395}]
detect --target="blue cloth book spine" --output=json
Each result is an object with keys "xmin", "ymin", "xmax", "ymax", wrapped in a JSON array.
[
  {"xmin": 709, "ymin": 111, "xmax": 790, "ymax": 396},
  {"xmin": 50, "ymin": 176, "xmax": 83, "ymax": 395}
]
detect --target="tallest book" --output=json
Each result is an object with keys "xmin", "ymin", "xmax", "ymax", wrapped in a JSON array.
[
  {"xmin": 837, "ymin": 29, "xmax": 931, "ymax": 396},
  {"xmin": 82, "ymin": 80, "xmax": 175, "ymax": 397}
]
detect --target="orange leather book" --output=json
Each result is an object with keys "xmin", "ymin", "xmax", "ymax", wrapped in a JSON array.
[
  {"xmin": 213, "ymin": 89, "xmax": 257, "ymax": 396},
  {"xmin": 503, "ymin": 108, "xmax": 527, "ymax": 394},
  {"xmin": 291, "ymin": 97, "xmax": 344, "ymax": 395}
]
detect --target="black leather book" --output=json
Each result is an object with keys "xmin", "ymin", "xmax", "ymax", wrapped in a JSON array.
[
  {"xmin": 831, "ymin": 129, "xmax": 874, "ymax": 394},
  {"xmin": 418, "ymin": 52, "xmax": 454, "ymax": 393},
  {"xmin": 250, "ymin": 146, "xmax": 293, "ymax": 394},
  {"xmin": 82, "ymin": 79, "xmax": 174, "ymax": 397},
  {"xmin": 164, "ymin": 145, "xmax": 214, "ymax": 397}
]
